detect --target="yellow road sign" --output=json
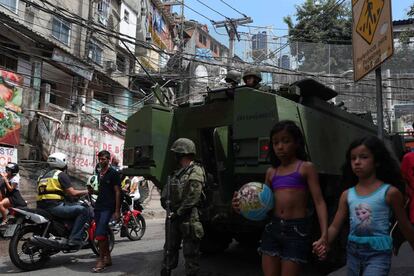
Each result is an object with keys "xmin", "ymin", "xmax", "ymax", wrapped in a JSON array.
[
  {"xmin": 352, "ymin": 0, "xmax": 393, "ymax": 81},
  {"xmin": 356, "ymin": 0, "xmax": 385, "ymax": 44}
]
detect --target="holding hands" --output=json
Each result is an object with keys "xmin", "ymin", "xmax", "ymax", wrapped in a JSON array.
[
  {"xmin": 312, "ymin": 238, "xmax": 328, "ymax": 260},
  {"xmin": 231, "ymin": 191, "xmax": 240, "ymax": 213}
]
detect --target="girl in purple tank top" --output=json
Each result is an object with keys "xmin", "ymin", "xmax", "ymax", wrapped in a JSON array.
[{"xmin": 232, "ymin": 120, "xmax": 328, "ymax": 276}]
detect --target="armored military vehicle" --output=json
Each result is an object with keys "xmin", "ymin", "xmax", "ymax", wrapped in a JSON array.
[{"xmin": 123, "ymin": 78, "xmax": 400, "ymax": 270}]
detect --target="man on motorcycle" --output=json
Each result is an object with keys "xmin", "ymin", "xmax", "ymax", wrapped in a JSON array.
[{"xmin": 36, "ymin": 152, "xmax": 90, "ymax": 248}]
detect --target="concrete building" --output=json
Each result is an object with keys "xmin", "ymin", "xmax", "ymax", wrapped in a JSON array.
[
  {"xmin": 252, "ymin": 31, "xmax": 268, "ymax": 62},
  {"xmin": 0, "ymin": 0, "xmax": 179, "ymax": 127},
  {"xmin": 184, "ymin": 20, "xmax": 229, "ymax": 63},
  {"xmin": 393, "ymin": 19, "xmax": 414, "ymax": 48}
]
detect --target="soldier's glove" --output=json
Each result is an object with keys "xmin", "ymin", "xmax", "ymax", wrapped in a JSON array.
[{"xmin": 169, "ymin": 213, "xmax": 180, "ymax": 221}]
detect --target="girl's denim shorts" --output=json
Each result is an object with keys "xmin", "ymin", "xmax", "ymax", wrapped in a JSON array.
[
  {"xmin": 258, "ymin": 216, "xmax": 311, "ymax": 264},
  {"xmin": 346, "ymin": 241, "xmax": 392, "ymax": 276}
]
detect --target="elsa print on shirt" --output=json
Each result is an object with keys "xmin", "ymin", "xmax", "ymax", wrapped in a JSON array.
[{"xmin": 354, "ymin": 203, "xmax": 373, "ymax": 236}]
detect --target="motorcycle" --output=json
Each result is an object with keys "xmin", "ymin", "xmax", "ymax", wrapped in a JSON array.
[
  {"xmin": 110, "ymin": 192, "xmax": 146, "ymax": 241},
  {"xmin": 5, "ymin": 196, "xmax": 115, "ymax": 271}
]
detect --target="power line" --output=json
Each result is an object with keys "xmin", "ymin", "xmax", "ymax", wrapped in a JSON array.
[
  {"xmin": 195, "ymin": 0, "xmax": 229, "ymax": 19},
  {"xmin": 219, "ymin": 0, "xmax": 247, "ymax": 18},
  {"xmin": 181, "ymin": 2, "xmax": 215, "ymax": 24},
  {"xmin": 2, "ymin": 0, "xmax": 413, "ymax": 96}
]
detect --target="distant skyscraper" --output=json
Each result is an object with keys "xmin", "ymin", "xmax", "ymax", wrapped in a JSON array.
[
  {"xmin": 252, "ymin": 31, "xmax": 267, "ymax": 61},
  {"xmin": 278, "ymin": 55, "xmax": 290, "ymax": 69}
]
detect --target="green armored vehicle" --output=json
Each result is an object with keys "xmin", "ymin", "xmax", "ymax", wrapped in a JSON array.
[{"xmin": 123, "ymin": 78, "xmax": 399, "ymax": 269}]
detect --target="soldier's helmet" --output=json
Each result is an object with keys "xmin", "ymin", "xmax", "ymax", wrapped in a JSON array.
[
  {"xmin": 242, "ymin": 68, "xmax": 262, "ymax": 82},
  {"xmin": 225, "ymin": 70, "xmax": 241, "ymax": 83},
  {"xmin": 170, "ymin": 138, "xmax": 196, "ymax": 155}
]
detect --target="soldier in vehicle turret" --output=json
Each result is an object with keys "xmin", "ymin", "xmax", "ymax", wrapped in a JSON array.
[
  {"xmin": 224, "ymin": 70, "xmax": 241, "ymax": 88},
  {"xmin": 161, "ymin": 138, "xmax": 206, "ymax": 276},
  {"xmin": 242, "ymin": 68, "xmax": 272, "ymax": 92}
]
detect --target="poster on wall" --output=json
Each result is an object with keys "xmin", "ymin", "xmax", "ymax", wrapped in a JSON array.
[
  {"xmin": 0, "ymin": 146, "xmax": 18, "ymax": 172},
  {"xmin": 0, "ymin": 70, "xmax": 23, "ymax": 146},
  {"xmin": 39, "ymin": 120, "xmax": 124, "ymax": 178},
  {"xmin": 101, "ymin": 113, "xmax": 127, "ymax": 137}
]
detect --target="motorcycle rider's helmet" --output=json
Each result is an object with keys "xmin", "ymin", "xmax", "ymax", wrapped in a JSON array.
[
  {"xmin": 170, "ymin": 138, "xmax": 196, "ymax": 155},
  {"xmin": 5, "ymin": 162, "xmax": 19, "ymax": 176},
  {"xmin": 47, "ymin": 152, "xmax": 68, "ymax": 169}
]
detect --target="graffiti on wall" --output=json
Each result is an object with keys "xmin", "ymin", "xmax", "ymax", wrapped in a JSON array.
[{"xmin": 39, "ymin": 119, "xmax": 124, "ymax": 178}]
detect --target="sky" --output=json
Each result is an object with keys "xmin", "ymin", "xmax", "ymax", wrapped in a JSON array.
[{"xmin": 177, "ymin": 0, "xmax": 413, "ymax": 55}]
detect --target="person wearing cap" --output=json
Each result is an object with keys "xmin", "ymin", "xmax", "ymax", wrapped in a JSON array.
[
  {"xmin": 0, "ymin": 162, "xmax": 26, "ymax": 225},
  {"xmin": 160, "ymin": 138, "xmax": 206, "ymax": 276}
]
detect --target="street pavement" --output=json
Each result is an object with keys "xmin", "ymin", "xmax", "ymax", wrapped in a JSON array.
[{"xmin": 1, "ymin": 219, "xmax": 413, "ymax": 276}]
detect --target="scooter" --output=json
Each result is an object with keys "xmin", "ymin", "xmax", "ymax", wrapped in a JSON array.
[{"xmin": 5, "ymin": 196, "xmax": 115, "ymax": 271}]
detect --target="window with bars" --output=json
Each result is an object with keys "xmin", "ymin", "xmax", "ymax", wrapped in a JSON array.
[
  {"xmin": 0, "ymin": 0, "xmax": 18, "ymax": 13},
  {"xmin": 116, "ymin": 54, "xmax": 126, "ymax": 73},
  {"xmin": 124, "ymin": 9, "xmax": 129, "ymax": 23},
  {"xmin": 198, "ymin": 33, "xmax": 206, "ymax": 45},
  {"xmin": 97, "ymin": 0, "xmax": 110, "ymax": 25},
  {"xmin": 52, "ymin": 16, "xmax": 71, "ymax": 45},
  {"xmin": 88, "ymin": 42, "xmax": 103, "ymax": 65}
]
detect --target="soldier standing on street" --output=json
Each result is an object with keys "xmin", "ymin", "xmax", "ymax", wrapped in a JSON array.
[
  {"xmin": 161, "ymin": 138, "xmax": 205, "ymax": 276},
  {"xmin": 242, "ymin": 68, "xmax": 271, "ymax": 92}
]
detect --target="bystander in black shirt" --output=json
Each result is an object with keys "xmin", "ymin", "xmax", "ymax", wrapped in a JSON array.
[{"xmin": 95, "ymin": 166, "xmax": 121, "ymax": 212}]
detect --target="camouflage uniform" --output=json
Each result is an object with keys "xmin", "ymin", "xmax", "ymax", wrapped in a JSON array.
[{"xmin": 161, "ymin": 138, "xmax": 205, "ymax": 276}]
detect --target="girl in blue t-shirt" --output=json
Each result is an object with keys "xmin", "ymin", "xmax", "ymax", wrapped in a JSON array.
[{"xmin": 313, "ymin": 136, "xmax": 414, "ymax": 276}]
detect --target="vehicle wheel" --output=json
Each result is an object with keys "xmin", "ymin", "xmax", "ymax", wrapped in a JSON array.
[
  {"xmin": 90, "ymin": 228, "xmax": 115, "ymax": 256},
  {"xmin": 126, "ymin": 214, "xmax": 146, "ymax": 241},
  {"xmin": 9, "ymin": 225, "xmax": 49, "ymax": 271}
]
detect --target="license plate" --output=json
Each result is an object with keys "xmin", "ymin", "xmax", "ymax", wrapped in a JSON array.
[{"xmin": 3, "ymin": 224, "xmax": 17, "ymax": 237}]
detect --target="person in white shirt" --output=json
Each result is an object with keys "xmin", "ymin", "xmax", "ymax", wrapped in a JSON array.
[{"xmin": 129, "ymin": 176, "xmax": 144, "ymax": 204}]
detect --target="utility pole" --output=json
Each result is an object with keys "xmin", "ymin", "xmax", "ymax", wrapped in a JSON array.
[
  {"xmin": 213, "ymin": 17, "xmax": 253, "ymax": 66},
  {"xmin": 163, "ymin": 1, "xmax": 185, "ymax": 100},
  {"xmin": 385, "ymin": 69, "xmax": 393, "ymax": 133}
]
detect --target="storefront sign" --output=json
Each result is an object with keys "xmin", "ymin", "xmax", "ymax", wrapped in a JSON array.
[
  {"xmin": 0, "ymin": 146, "xmax": 18, "ymax": 169},
  {"xmin": 43, "ymin": 122, "xmax": 124, "ymax": 176}
]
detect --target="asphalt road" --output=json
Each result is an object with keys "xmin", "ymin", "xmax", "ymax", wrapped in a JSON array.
[{"xmin": 0, "ymin": 219, "xmax": 413, "ymax": 276}]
